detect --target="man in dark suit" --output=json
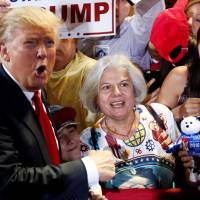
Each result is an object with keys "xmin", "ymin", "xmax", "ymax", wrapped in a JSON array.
[{"xmin": 0, "ymin": 6, "xmax": 115, "ymax": 200}]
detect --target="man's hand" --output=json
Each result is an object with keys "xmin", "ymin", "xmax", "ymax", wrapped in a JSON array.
[
  {"xmin": 89, "ymin": 191, "xmax": 108, "ymax": 200},
  {"xmin": 88, "ymin": 150, "xmax": 115, "ymax": 182}
]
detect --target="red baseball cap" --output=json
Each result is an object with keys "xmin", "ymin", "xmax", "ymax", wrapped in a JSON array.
[
  {"xmin": 50, "ymin": 105, "xmax": 77, "ymax": 134},
  {"xmin": 150, "ymin": 0, "xmax": 189, "ymax": 63}
]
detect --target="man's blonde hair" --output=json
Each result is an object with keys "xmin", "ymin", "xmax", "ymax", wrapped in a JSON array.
[{"xmin": 0, "ymin": 6, "xmax": 61, "ymax": 42}]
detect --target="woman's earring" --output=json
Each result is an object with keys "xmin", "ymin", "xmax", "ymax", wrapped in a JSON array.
[{"xmin": 133, "ymin": 105, "xmax": 136, "ymax": 111}]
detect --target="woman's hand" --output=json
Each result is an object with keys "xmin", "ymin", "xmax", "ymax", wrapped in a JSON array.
[
  {"xmin": 178, "ymin": 144, "xmax": 200, "ymax": 186},
  {"xmin": 172, "ymin": 98, "xmax": 200, "ymax": 120},
  {"xmin": 178, "ymin": 146, "xmax": 194, "ymax": 169},
  {"xmin": 180, "ymin": 98, "xmax": 200, "ymax": 117}
]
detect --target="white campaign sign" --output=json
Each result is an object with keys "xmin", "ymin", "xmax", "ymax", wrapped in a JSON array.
[{"xmin": 10, "ymin": 0, "xmax": 116, "ymax": 38}]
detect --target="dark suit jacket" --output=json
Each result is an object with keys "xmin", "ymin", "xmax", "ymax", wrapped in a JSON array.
[{"xmin": 0, "ymin": 66, "xmax": 88, "ymax": 200}]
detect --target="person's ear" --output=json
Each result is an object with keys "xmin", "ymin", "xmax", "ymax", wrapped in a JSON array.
[{"xmin": 0, "ymin": 43, "xmax": 10, "ymax": 62}]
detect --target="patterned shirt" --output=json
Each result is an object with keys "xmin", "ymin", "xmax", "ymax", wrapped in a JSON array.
[{"xmin": 80, "ymin": 103, "xmax": 178, "ymax": 189}]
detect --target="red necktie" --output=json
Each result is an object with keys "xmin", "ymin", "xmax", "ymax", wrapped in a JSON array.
[{"xmin": 32, "ymin": 91, "xmax": 60, "ymax": 165}]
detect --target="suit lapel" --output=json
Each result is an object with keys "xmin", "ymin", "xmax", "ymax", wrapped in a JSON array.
[
  {"xmin": 0, "ymin": 66, "xmax": 51, "ymax": 163},
  {"xmin": 23, "ymin": 107, "xmax": 51, "ymax": 163}
]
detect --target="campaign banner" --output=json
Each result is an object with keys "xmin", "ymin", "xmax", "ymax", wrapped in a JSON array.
[{"xmin": 10, "ymin": 0, "xmax": 116, "ymax": 38}]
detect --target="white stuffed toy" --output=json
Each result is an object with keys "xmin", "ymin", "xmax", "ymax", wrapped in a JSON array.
[
  {"xmin": 180, "ymin": 116, "xmax": 200, "ymax": 136},
  {"xmin": 167, "ymin": 116, "xmax": 200, "ymax": 154}
]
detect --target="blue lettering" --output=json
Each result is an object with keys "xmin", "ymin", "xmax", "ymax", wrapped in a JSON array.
[{"xmin": 10, "ymin": 0, "xmax": 32, "ymax": 2}]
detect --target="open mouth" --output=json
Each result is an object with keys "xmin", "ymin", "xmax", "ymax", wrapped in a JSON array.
[
  {"xmin": 35, "ymin": 65, "xmax": 47, "ymax": 75},
  {"xmin": 111, "ymin": 101, "xmax": 124, "ymax": 108}
]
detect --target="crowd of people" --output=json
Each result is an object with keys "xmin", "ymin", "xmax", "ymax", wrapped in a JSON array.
[{"xmin": 0, "ymin": 0, "xmax": 200, "ymax": 200}]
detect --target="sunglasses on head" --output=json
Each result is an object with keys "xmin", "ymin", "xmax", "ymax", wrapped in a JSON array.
[
  {"xmin": 169, "ymin": 45, "xmax": 188, "ymax": 64},
  {"xmin": 127, "ymin": 0, "xmax": 134, "ymax": 6}
]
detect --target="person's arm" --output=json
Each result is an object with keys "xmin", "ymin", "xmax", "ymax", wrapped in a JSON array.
[
  {"xmin": 130, "ymin": 0, "xmax": 165, "ymax": 70},
  {"xmin": 158, "ymin": 66, "xmax": 200, "ymax": 120},
  {"xmin": 172, "ymin": 98, "xmax": 200, "ymax": 119},
  {"xmin": 131, "ymin": 0, "xmax": 165, "ymax": 41},
  {"xmin": 136, "ymin": 0, "xmax": 165, "ymax": 16},
  {"xmin": 82, "ymin": 150, "xmax": 115, "ymax": 197},
  {"xmin": 80, "ymin": 127, "xmax": 116, "ymax": 198},
  {"xmin": 0, "ymin": 119, "xmax": 114, "ymax": 199},
  {"xmin": 158, "ymin": 66, "xmax": 187, "ymax": 119}
]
